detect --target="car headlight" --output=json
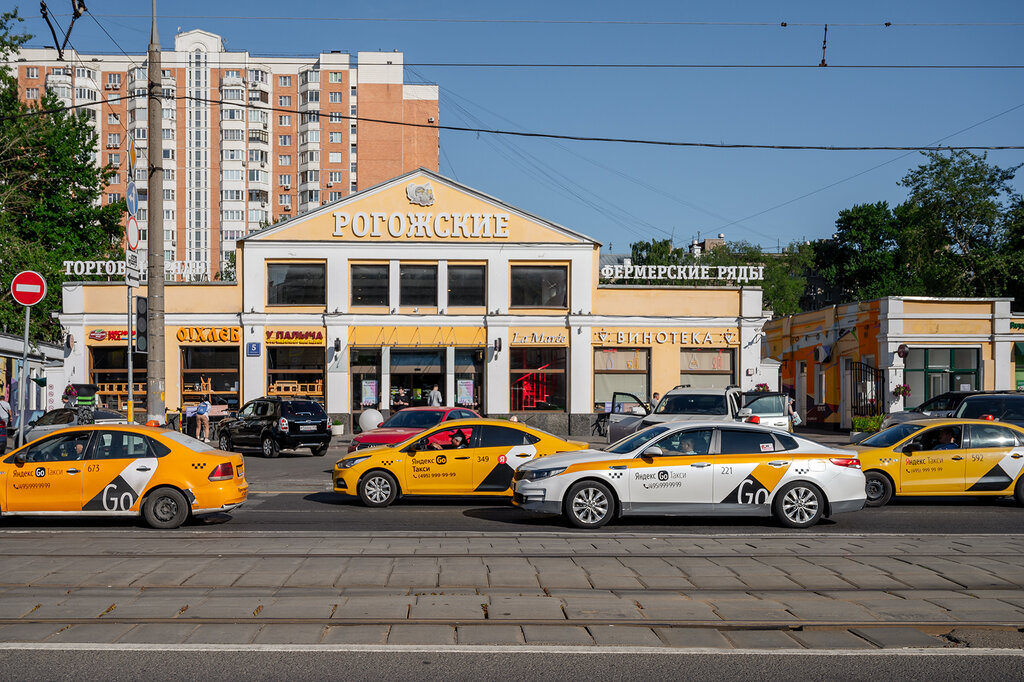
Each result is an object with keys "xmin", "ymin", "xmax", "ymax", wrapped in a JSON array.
[
  {"xmin": 520, "ymin": 467, "xmax": 566, "ymax": 481},
  {"xmin": 337, "ymin": 455, "xmax": 370, "ymax": 469}
]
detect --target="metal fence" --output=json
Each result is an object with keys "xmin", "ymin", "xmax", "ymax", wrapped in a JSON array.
[{"xmin": 849, "ymin": 361, "xmax": 884, "ymax": 417}]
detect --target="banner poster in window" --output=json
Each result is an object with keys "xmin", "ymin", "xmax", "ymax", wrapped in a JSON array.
[
  {"xmin": 360, "ymin": 380, "xmax": 378, "ymax": 406},
  {"xmin": 457, "ymin": 379, "xmax": 474, "ymax": 405}
]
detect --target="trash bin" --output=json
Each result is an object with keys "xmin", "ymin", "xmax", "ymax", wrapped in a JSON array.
[{"xmin": 185, "ymin": 415, "xmax": 198, "ymax": 438}]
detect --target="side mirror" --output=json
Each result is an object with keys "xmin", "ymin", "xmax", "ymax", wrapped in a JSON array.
[
  {"xmin": 903, "ymin": 443, "xmax": 922, "ymax": 454},
  {"xmin": 641, "ymin": 445, "xmax": 663, "ymax": 458},
  {"xmin": 630, "ymin": 406, "xmax": 646, "ymax": 416},
  {"xmin": 28, "ymin": 419, "xmax": 37, "ymax": 427},
  {"xmin": 14, "ymin": 452, "xmax": 27, "ymax": 464},
  {"xmin": 229, "ymin": 411, "xmax": 237, "ymax": 418},
  {"xmin": 737, "ymin": 407, "xmax": 753, "ymax": 418}
]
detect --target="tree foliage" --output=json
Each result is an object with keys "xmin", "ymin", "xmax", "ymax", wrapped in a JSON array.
[{"xmin": 0, "ymin": 9, "xmax": 124, "ymax": 341}]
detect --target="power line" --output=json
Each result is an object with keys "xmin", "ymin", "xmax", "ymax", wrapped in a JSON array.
[{"xmin": 4, "ymin": 92, "xmax": 1022, "ymax": 152}]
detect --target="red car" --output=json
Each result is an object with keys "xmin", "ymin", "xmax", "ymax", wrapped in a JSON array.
[{"xmin": 347, "ymin": 406, "xmax": 481, "ymax": 453}]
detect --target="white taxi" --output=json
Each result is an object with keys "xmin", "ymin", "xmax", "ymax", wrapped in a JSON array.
[{"xmin": 513, "ymin": 422, "xmax": 865, "ymax": 528}]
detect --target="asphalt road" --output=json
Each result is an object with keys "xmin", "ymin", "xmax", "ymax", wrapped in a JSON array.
[
  {"xmin": 4, "ymin": 439, "xmax": 1024, "ymax": 534},
  {"xmin": 2, "ymin": 647, "xmax": 1023, "ymax": 682}
]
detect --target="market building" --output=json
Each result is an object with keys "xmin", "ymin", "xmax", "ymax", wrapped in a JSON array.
[
  {"xmin": 56, "ymin": 169, "xmax": 770, "ymax": 436},
  {"xmin": 764, "ymin": 297, "xmax": 1023, "ymax": 429}
]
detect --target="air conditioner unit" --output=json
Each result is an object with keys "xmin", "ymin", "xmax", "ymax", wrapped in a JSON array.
[
  {"xmin": 261, "ymin": 201, "xmax": 267, "ymax": 207},
  {"xmin": 326, "ymin": 182, "xmax": 332, "ymax": 187}
]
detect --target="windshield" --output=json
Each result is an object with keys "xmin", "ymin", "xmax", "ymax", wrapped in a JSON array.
[
  {"xmin": 282, "ymin": 401, "xmax": 327, "ymax": 418},
  {"xmin": 858, "ymin": 423, "xmax": 924, "ymax": 448},
  {"xmin": 655, "ymin": 394, "xmax": 727, "ymax": 416},
  {"xmin": 743, "ymin": 394, "xmax": 786, "ymax": 416},
  {"xmin": 603, "ymin": 425, "xmax": 672, "ymax": 454},
  {"xmin": 161, "ymin": 430, "xmax": 216, "ymax": 452},
  {"xmin": 34, "ymin": 409, "xmax": 75, "ymax": 426},
  {"xmin": 955, "ymin": 398, "xmax": 1007, "ymax": 420},
  {"xmin": 382, "ymin": 409, "xmax": 445, "ymax": 429}
]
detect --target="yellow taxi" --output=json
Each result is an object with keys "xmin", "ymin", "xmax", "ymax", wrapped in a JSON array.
[
  {"xmin": 851, "ymin": 418, "xmax": 1024, "ymax": 507},
  {"xmin": 1, "ymin": 425, "xmax": 247, "ymax": 528},
  {"xmin": 334, "ymin": 418, "xmax": 587, "ymax": 506}
]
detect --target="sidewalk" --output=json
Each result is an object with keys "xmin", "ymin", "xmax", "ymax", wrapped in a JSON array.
[{"xmin": 1, "ymin": 531, "xmax": 1022, "ymax": 649}]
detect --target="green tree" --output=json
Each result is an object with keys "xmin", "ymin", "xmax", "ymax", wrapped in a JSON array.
[{"xmin": 0, "ymin": 9, "xmax": 124, "ymax": 341}]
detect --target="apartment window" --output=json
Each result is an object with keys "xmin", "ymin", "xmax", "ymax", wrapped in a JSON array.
[
  {"xmin": 328, "ymin": 91, "xmax": 344, "ymax": 103},
  {"xmin": 278, "ymin": 154, "xmax": 292, "ymax": 166},
  {"xmin": 162, "ymin": 149, "xmax": 175, "ymax": 160},
  {"xmin": 268, "ymin": 262, "xmax": 326, "ymax": 306},
  {"xmin": 221, "ymin": 210, "xmax": 243, "ymax": 221},
  {"xmin": 132, "ymin": 128, "xmax": 146, "ymax": 141},
  {"xmin": 351, "ymin": 182, "xmax": 358, "ymax": 191},
  {"xmin": 248, "ymin": 69, "xmax": 268, "ymax": 84},
  {"xmin": 278, "ymin": 115, "xmax": 291, "ymax": 126},
  {"xmin": 224, "ymin": 70, "xmax": 240, "ymax": 78},
  {"xmin": 75, "ymin": 67, "xmax": 96, "ymax": 80},
  {"xmin": 302, "ymin": 189, "xmax": 320, "ymax": 203},
  {"xmin": 328, "ymin": 171, "xmax": 344, "ymax": 182},
  {"xmin": 447, "ymin": 266, "xmax": 486, "ymax": 307},
  {"xmin": 163, "ymin": 189, "xmax": 175, "ymax": 201},
  {"xmin": 164, "ymin": 208, "xmax": 176, "ymax": 220},
  {"xmin": 299, "ymin": 130, "xmax": 320, "ymax": 144},
  {"xmin": 109, "ymin": 173, "xmax": 121, "ymax": 185},
  {"xmin": 299, "ymin": 70, "xmax": 320, "ymax": 85},
  {"xmin": 329, "ymin": 132, "xmax": 343, "ymax": 144},
  {"xmin": 351, "ymin": 163, "xmax": 357, "ymax": 172},
  {"xmin": 108, "ymin": 153, "xmax": 121, "ymax": 167},
  {"xmin": 510, "ymin": 265, "xmax": 568, "ymax": 308},
  {"xmin": 301, "ymin": 112, "xmax": 320, "ymax": 124},
  {"xmin": 328, "ymin": 192, "xmax": 343, "ymax": 201},
  {"xmin": 278, "ymin": 135, "xmax": 292, "ymax": 146},
  {"xmin": 278, "ymin": 75, "xmax": 292, "ymax": 87},
  {"xmin": 25, "ymin": 87, "xmax": 39, "ymax": 99},
  {"xmin": 300, "ymin": 170, "xmax": 319, "ymax": 183},
  {"xmin": 350, "ymin": 125, "xmax": 357, "ymax": 135},
  {"xmin": 222, "ymin": 88, "xmax": 243, "ymax": 101},
  {"xmin": 328, "ymin": 72, "xmax": 344, "ymax": 83},
  {"xmin": 350, "ymin": 86, "xmax": 357, "ymax": 95},
  {"xmin": 107, "ymin": 113, "xmax": 120, "ymax": 125},
  {"xmin": 222, "ymin": 129, "xmax": 244, "ymax": 141},
  {"xmin": 278, "ymin": 95, "xmax": 292, "ymax": 107},
  {"xmin": 351, "ymin": 265, "xmax": 389, "ymax": 307},
  {"xmin": 248, "ymin": 169, "xmax": 268, "ymax": 183},
  {"xmin": 106, "ymin": 73, "xmax": 121, "ymax": 87},
  {"xmin": 301, "ymin": 90, "xmax": 320, "ymax": 105},
  {"xmin": 222, "ymin": 169, "xmax": 244, "ymax": 181},
  {"xmin": 328, "ymin": 152, "xmax": 343, "ymax": 163},
  {"xmin": 248, "ymin": 149, "xmax": 268, "ymax": 164},
  {"xmin": 161, "ymin": 128, "xmax": 174, "ymax": 140},
  {"xmin": 350, "ymin": 144, "xmax": 357, "ymax": 154},
  {"xmin": 25, "ymin": 67, "xmax": 39, "ymax": 79},
  {"xmin": 162, "ymin": 108, "xmax": 175, "ymax": 120},
  {"xmin": 107, "ymin": 193, "xmax": 122, "ymax": 204},
  {"xmin": 328, "ymin": 112, "xmax": 344, "ymax": 123},
  {"xmin": 278, "ymin": 174, "xmax": 292, "ymax": 187},
  {"xmin": 510, "ymin": 348, "xmax": 567, "ymax": 412},
  {"xmin": 278, "ymin": 194, "xmax": 292, "ymax": 206},
  {"xmin": 400, "ymin": 265, "xmax": 437, "ymax": 307},
  {"xmin": 222, "ymin": 189, "xmax": 244, "ymax": 201},
  {"xmin": 107, "ymin": 133, "xmax": 121, "ymax": 147},
  {"xmin": 221, "ymin": 149, "xmax": 243, "ymax": 161},
  {"xmin": 162, "ymin": 169, "xmax": 175, "ymax": 181},
  {"xmin": 221, "ymin": 108, "xmax": 244, "ymax": 121},
  {"xmin": 249, "ymin": 209, "xmax": 268, "ymax": 223},
  {"xmin": 300, "ymin": 151, "xmax": 320, "ymax": 164},
  {"xmin": 350, "ymin": 105, "xmax": 357, "ymax": 116}
]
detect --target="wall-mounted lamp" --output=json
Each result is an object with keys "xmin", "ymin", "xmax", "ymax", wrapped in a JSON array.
[
  {"xmin": 334, "ymin": 338, "xmax": 342, "ymax": 352},
  {"xmin": 493, "ymin": 338, "xmax": 502, "ymax": 353}
]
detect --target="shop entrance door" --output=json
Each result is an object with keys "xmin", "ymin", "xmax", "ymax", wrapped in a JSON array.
[{"xmin": 390, "ymin": 350, "xmax": 445, "ymax": 407}]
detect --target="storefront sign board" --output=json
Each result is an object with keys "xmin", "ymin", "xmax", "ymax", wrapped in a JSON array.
[
  {"xmin": 361, "ymin": 380, "xmax": 379, "ymax": 406},
  {"xmin": 175, "ymin": 327, "xmax": 240, "ymax": 343},
  {"xmin": 593, "ymin": 329, "xmax": 739, "ymax": 346},
  {"xmin": 509, "ymin": 330, "xmax": 568, "ymax": 345},
  {"xmin": 457, "ymin": 379, "xmax": 474, "ymax": 405},
  {"xmin": 600, "ymin": 263, "xmax": 765, "ymax": 284},
  {"xmin": 265, "ymin": 330, "xmax": 325, "ymax": 345}
]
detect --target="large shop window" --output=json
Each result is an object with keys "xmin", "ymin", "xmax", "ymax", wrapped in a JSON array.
[
  {"xmin": 91, "ymin": 348, "xmax": 147, "ymax": 410},
  {"xmin": 390, "ymin": 350, "xmax": 446, "ymax": 407},
  {"xmin": 267, "ymin": 262, "xmax": 325, "ymax": 306},
  {"xmin": 268, "ymin": 346, "xmax": 324, "ymax": 402},
  {"xmin": 594, "ymin": 348, "xmax": 649, "ymax": 411},
  {"xmin": 679, "ymin": 348, "xmax": 735, "ymax": 389},
  {"xmin": 180, "ymin": 347, "xmax": 240, "ymax": 409},
  {"xmin": 455, "ymin": 348, "xmax": 485, "ymax": 412},
  {"xmin": 510, "ymin": 347, "xmax": 567, "ymax": 412},
  {"xmin": 448, "ymin": 265, "xmax": 486, "ymax": 307},
  {"xmin": 1015, "ymin": 343, "xmax": 1024, "ymax": 391},
  {"xmin": 400, "ymin": 265, "xmax": 437, "ymax": 307},
  {"xmin": 903, "ymin": 347, "xmax": 978, "ymax": 408},
  {"xmin": 351, "ymin": 264, "xmax": 389, "ymax": 307},
  {"xmin": 510, "ymin": 265, "xmax": 567, "ymax": 308},
  {"xmin": 351, "ymin": 348, "xmax": 382, "ymax": 417}
]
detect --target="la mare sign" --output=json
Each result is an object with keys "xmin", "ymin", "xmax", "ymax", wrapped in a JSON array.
[{"xmin": 600, "ymin": 264, "xmax": 766, "ymax": 284}]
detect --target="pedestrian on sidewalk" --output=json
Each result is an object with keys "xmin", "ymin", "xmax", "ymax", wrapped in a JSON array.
[
  {"xmin": 428, "ymin": 384, "xmax": 442, "ymax": 407},
  {"xmin": 787, "ymin": 393, "xmax": 802, "ymax": 427},
  {"xmin": 196, "ymin": 395, "xmax": 211, "ymax": 441}
]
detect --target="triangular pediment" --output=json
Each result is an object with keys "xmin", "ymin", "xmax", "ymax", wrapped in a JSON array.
[{"xmin": 244, "ymin": 169, "xmax": 597, "ymax": 246}]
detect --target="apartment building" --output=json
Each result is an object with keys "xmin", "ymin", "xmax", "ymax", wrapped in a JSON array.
[{"xmin": 12, "ymin": 29, "xmax": 439, "ymax": 279}]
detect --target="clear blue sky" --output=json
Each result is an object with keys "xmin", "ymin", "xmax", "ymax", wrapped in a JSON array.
[{"xmin": 20, "ymin": 0, "xmax": 1024, "ymax": 252}]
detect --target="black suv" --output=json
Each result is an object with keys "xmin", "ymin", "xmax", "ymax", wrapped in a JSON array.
[
  {"xmin": 952, "ymin": 394, "xmax": 1024, "ymax": 427},
  {"xmin": 217, "ymin": 397, "xmax": 331, "ymax": 457}
]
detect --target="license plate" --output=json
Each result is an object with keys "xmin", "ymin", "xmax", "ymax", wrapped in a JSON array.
[{"xmin": 299, "ymin": 425, "xmax": 317, "ymax": 432}]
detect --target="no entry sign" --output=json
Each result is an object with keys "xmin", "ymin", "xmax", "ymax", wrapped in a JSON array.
[{"xmin": 11, "ymin": 270, "xmax": 47, "ymax": 306}]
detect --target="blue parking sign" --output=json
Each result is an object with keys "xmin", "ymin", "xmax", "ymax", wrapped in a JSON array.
[{"xmin": 246, "ymin": 342, "xmax": 261, "ymax": 357}]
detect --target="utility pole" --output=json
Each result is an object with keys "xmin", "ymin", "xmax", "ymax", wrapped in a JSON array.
[{"xmin": 146, "ymin": 0, "xmax": 166, "ymax": 423}]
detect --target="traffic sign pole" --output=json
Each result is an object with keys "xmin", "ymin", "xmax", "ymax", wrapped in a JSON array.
[
  {"xmin": 10, "ymin": 271, "xmax": 47, "ymax": 447},
  {"xmin": 17, "ymin": 306, "xmax": 29, "ymax": 447},
  {"xmin": 127, "ymin": 289, "xmax": 134, "ymax": 423}
]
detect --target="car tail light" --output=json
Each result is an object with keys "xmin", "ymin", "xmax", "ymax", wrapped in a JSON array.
[
  {"xmin": 829, "ymin": 457, "xmax": 861, "ymax": 469},
  {"xmin": 208, "ymin": 462, "xmax": 234, "ymax": 481},
  {"xmin": 981, "ymin": 414, "xmax": 995, "ymax": 421},
  {"xmin": 279, "ymin": 417, "xmax": 289, "ymax": 432},
  {"xmin": 746, "ymin": 415, "xmax": 761, "ymax": 424}
]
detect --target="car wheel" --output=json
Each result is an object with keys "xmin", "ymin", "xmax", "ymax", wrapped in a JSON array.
[
  {"xmin": 864, "ymin": 471, "xmax": 894, "ymax": 507},
  {"xmin": 565, "ymin": 480, "xmax": 614, "ymax": 529},
  {"xmin": 358, "ymin": 470, "xmax": 398, "ymax": 507},
  {"xmin": 261, "ymin": 435, "xmax": 280, "ymax": 458},
  {"xmin": 773, "ymin": 481, "xmax": 824, "ymax": 528},
  {"xmin": 311, "ymin": 443, "xmax": 329, "ymax": 456},
  {"xmin": 142, "ymin": 487, "xmax": 190, "ymax": 529},
  {"xmin": 218, "ymin": 431, "xmax": 233, "ymax": 452},
  {"xmin": 1015, "ymin": 476, "xmax": 1024, "ymax": 506}
]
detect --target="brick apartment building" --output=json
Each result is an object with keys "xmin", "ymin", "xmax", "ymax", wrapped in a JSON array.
[{"xmin": 11, "ymin": 29, "xmax": 438, "ymax": 279}]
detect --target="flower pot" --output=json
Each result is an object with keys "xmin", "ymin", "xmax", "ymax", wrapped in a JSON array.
[{"xmin": 331, "ymin": 424, "xmax": 345, "ymax": 436}]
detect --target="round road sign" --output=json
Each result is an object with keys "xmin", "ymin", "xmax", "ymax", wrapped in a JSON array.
[
  {"xmin": 11, "ymin": 270, "xmax": 47, "ymax": 306},
  {"xmin": 126, "ymin": 215, "xmax": 140, "ymax": 251},
  {"xmin": 125, "ymin": 181, "xmax": 139, "ymax": 217}
]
